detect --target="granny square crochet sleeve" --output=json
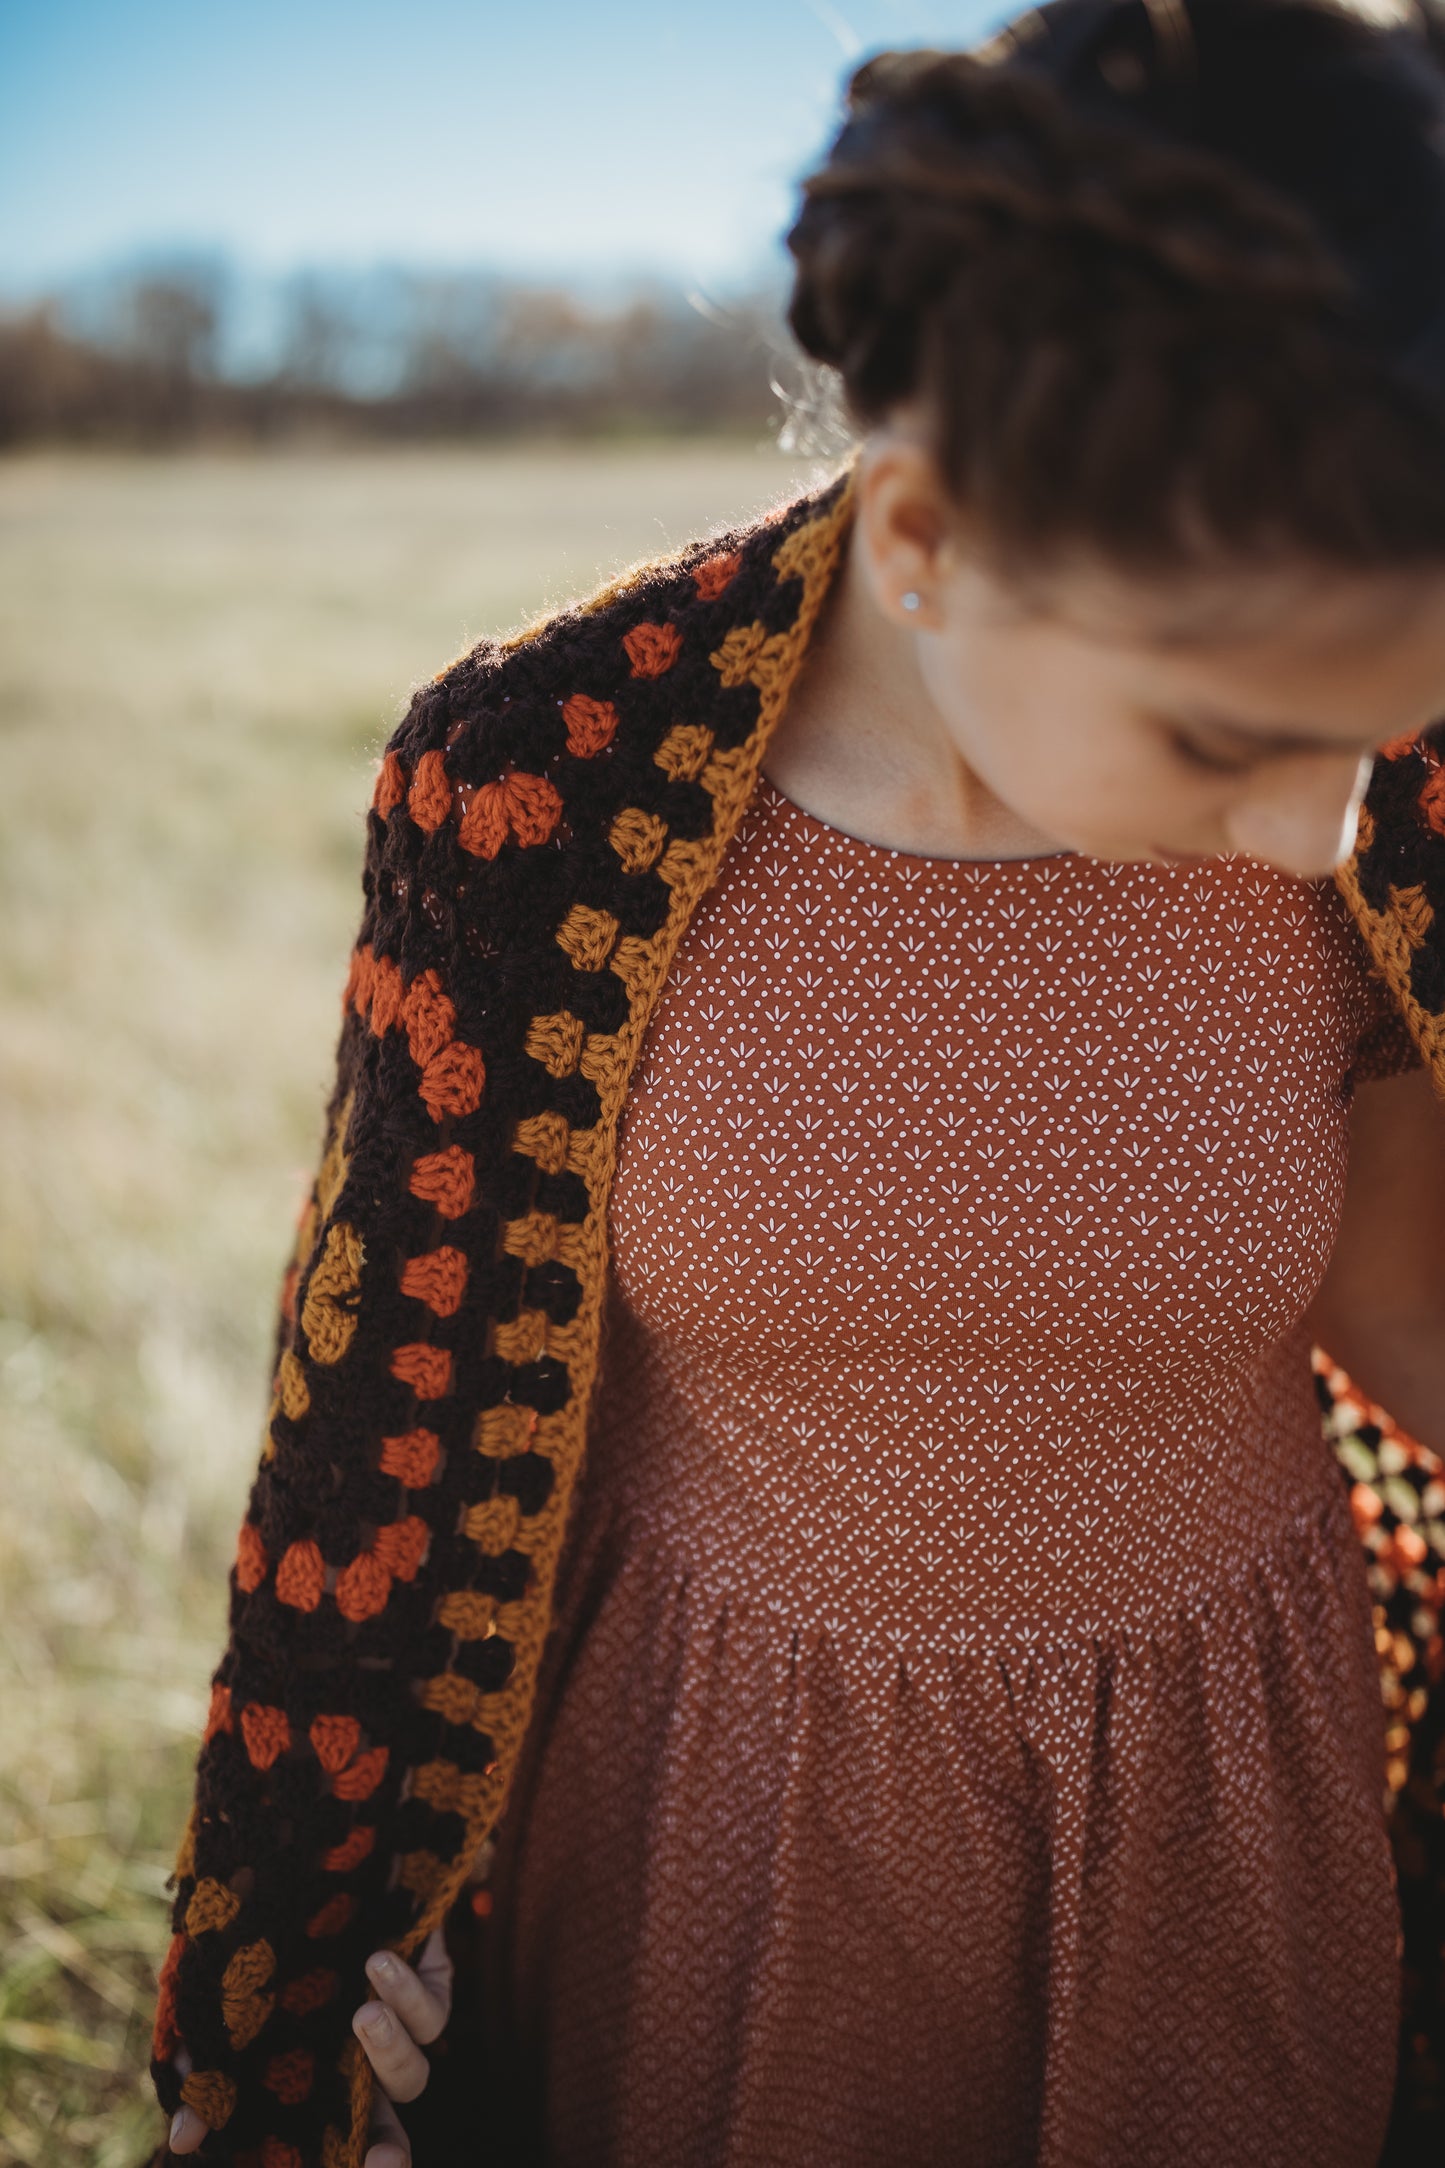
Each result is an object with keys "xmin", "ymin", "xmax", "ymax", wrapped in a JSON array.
[{"xmin": 146, "ymin": 468, "xmax": 854, "ymax": 2165}]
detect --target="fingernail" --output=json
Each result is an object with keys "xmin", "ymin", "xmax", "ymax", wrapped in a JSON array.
[
  {"xmin": 366, "ymin": 1950, "xmax": 396, "ymax": 1981},
  {"xmin": 358, "ymin": 2000, "xmax": 391, "ymax": 2033},
  {"xmin": 169, "ymin": 2113, "xmax": 185, "ymax": 2144}
]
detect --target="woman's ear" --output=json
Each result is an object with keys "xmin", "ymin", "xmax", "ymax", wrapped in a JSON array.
[{"xmin": 853, "ymin": 426, "xmax": 960, "ymax": 633}]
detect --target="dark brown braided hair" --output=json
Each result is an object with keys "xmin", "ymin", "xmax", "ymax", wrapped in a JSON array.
[{"xmin": 786, "ymin": 0, "xmax": 1445, "ymax": 587}]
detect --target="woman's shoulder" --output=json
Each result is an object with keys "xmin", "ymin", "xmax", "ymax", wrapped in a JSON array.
[{"xmin": 381, "ymin": 463, "xmax": 855, "ymax": 783}]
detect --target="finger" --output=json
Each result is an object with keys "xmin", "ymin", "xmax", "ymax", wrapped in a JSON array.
[
  {"xmin": 352, "ymin": 1995, "xmax": 431, "ymax": 2102},
  {"xmin": 413, "ymin": 1925, "xmax": 454, "ymax": 2014},
  {"xmin": 363, "ymin": 1939, "xmax": 450, "ymax": 2045},
  {"xmin": 167, "ymin": 2105, "xmax": 208, "ymax": 2153},
  {"xmin": 166, "ymin": 2044, "xmax": 205, "ymax": 2152},
  {"xmin": 364, "ymin": 2086, "xmax": 412, "ymax": 2168}
]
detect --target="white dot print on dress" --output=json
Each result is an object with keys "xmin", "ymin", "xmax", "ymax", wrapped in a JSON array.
[
  {"xmin": 488, "ymin": 765, "xmax": 1408, "ymax": 2167},
  {"xmin": 587, "ymin": 767, "xmax": 1408, "ymax": 1646}
]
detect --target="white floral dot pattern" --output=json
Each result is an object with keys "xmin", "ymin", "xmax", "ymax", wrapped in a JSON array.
[{"xmin": 473, "ymin": 773, "xmax": 1419, "ymax": 2168}]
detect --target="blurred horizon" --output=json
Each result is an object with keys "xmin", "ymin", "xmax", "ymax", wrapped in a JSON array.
[
  {"xmin": 2, "ymin": 0, "xmax": 1009, "ymax": 300},
  {"xmin": 0, "ymin": 254, "xmax": 833, "ymax": 448}
]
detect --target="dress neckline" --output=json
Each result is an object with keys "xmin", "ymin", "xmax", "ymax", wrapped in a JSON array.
[{"xmin": 755, "ymin": 772, "xmax": 1083, "ymax": 870}]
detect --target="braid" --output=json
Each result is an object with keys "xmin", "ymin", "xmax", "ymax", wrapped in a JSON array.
[
  {"xmin": 797, "ymin": 53, "xmax": 1355, "ymax": 333},
  {"xmin": 786, "ymin": 1, "xmax": 1445, "ymax": 576}
]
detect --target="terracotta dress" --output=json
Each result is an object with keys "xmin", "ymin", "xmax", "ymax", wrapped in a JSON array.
[{"xmin": 472, "ymin": 771, "xmax": 1423, "ymax": 2168}]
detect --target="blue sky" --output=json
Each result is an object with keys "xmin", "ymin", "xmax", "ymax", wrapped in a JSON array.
[{"xmin": 0, "ymin": 0, "xmax": 1013, "ymax": 294}]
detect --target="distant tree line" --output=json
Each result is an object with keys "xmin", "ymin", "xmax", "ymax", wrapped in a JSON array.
[{"xmin": 0, "ymin": 260, "xmax": 830, "ymax": 445}]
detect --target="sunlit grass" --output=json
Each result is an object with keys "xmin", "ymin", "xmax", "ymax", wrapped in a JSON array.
[{"xmin": 0, "ymin": 439, "xmax": 820, "ymax": 2162}]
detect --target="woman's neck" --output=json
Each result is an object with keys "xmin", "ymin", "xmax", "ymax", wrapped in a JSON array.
[{"xmin": 761, "ymin": 526, "xmax": 1063, "ymax": 861}]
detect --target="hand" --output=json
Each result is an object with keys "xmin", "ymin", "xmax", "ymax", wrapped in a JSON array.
[
  {"xmin": 163, "ymin": 1929, "xmax": 453, "ymax": 2165},
  {"xmin": 352, "ymin": 1929, "xmax": 454, "ymax": 2168},
  {"xmin": 165, "ymin": 2045, "xmax": 206, "ymax": 2154}
]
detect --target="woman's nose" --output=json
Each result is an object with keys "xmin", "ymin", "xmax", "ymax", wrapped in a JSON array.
[{"xmin": 1223, "ymin": 752, "xmax": 1374, "ymax": 879}]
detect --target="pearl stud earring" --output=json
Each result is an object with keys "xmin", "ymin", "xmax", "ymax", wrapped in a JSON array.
[{"xmin": 901, "ymin": 591, "xmax": 922, "ymax": 612}]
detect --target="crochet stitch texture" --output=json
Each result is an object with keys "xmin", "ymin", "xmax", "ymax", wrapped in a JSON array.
[{"xmin": 150, "ymin": 464, "xmax": 1445, "ymax": 2162}]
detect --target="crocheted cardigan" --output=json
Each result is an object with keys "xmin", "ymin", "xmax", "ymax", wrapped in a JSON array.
[{"xmin": 151, "ymin": 463, "xmax": 1445, "ymax": 2163}]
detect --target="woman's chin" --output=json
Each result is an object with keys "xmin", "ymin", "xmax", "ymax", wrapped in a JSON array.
[{"xmin": 1151, "ymin": 844, "xmax": 1216, "ymax": 866}]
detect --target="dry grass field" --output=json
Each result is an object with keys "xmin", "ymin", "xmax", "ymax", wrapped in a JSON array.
[{"xmin": 0, "ymin": 441, "xmax": 823, "ymax": 2164}]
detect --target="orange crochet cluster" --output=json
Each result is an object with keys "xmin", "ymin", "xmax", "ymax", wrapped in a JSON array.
[{"xmin": 344, "ymin": 949, "xmax": 486, "ymax": 1120}]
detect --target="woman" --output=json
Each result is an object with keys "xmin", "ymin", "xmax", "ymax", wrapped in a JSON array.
[{"xmin": 157, "ymin": 2, "xmax": 1445, "ymax": 2163}]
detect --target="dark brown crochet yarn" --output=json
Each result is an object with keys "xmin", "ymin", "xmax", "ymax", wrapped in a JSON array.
[{"xmin": 786, "ymin": 0, "xmax": 1445, "ymax": 585}]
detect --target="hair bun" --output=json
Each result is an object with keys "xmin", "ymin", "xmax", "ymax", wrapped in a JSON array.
[{"xmin": 787, "ymin": 43, "xmax": 1357, "ymax": 400}]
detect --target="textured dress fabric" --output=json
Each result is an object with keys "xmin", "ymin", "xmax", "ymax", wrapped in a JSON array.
[{"xmin": 472, "ymin": 771, "xmax": 1423, "ymax": 2168}]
